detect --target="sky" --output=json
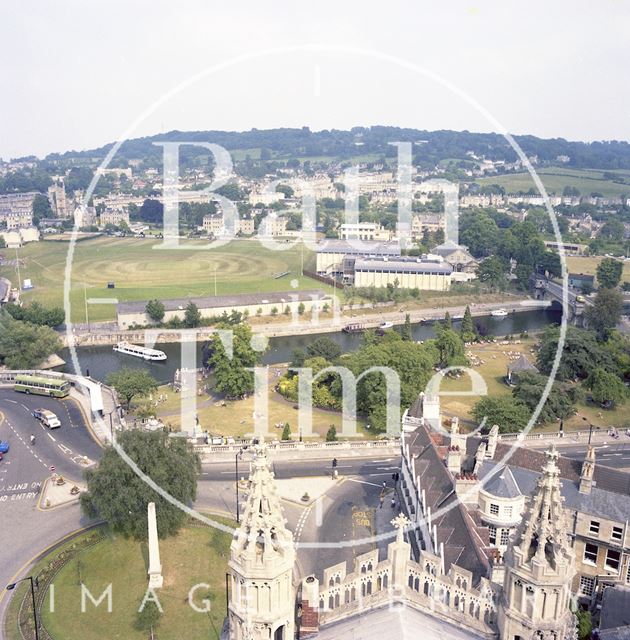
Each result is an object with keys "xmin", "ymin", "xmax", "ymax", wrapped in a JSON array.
[{"xmin": 1, "ymin": 0, "xmax": 629, "ymax": 160}]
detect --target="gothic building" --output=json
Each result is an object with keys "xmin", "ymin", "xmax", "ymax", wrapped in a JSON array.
[{"xmin": 225, "ymin": 430, "xmax": 582, "ymax": 639}]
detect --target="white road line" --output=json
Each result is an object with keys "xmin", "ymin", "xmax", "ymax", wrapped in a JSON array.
[
  {"xmin": 47, "ymin": 432, "xmax": 56, "ymax": 442},
  {"xmin": 4, "ymin": 399, "xmax": 17, "ymax": 404},
  {"xmin": 346, "ymin": 478, "xmax": 384, "ymax": 488}
]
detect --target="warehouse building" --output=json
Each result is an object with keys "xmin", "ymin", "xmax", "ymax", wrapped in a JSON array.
[
  {"xmin": 116, "ymin": 289, "xmax": 331, "ymax": 330},
  {"xmin": 315, "ymin": 239, "xmax": 401, "ymax": 275},
  {"xmin": 353, "ymin": 256, "xmax": 452, "ymax": 290}
]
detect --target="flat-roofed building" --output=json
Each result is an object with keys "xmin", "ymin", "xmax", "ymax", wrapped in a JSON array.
[
  {"xmin": 544, "ymin": 240, "xmax": 588, "ymax": 256},
  {"xmin": 116, "ymin": 289, "xmax": 330, "ymax": 330},
  {"xmin": 315, "ymin": 239, "xmax": 401, "ymax": 275},
  {"xmin": 353, "ymin": 256, "xmax": 452, "ymax": 290}
]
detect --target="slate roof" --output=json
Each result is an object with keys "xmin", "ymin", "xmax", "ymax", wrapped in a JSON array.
[
  {"xmin": 405, "ymin": 399, "xmax": 491, "ymax": 584},
  {"xmin": 479, "ymin": 465, "xmax": 522, "ymax": 499},
  {"xmin": 117, "ymin": 289, "xmax": 328, "ymax": 314},
  {"xmin": 507, "ymin": 355, "xmax": 539, "ymax": 375},
  {"xmin": 601, "ymin": 586, "xmax": 630, "ymax": 630}
]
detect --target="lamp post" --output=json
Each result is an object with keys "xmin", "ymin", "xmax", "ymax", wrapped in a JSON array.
[
  {"xmin": 582, "ymin": 416, "xmax": 595, "ymax": 445},
  {"xmin": 235, "ymin": 446, "xmax": 248, "ymax": 524},
  {"xmin": 6, "ymin": 576, "xmax": 39, "ymax": 640}
]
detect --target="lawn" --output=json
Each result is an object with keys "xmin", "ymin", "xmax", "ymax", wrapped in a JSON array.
[
  {"xmin": 477, "ymin": 166, "xmax": 630, "ymax": 198},
  {"xmin": 149, "ymin": 376, "xmax": 369, "ymax": 439},
  {"xmin": 0, "ymin": 236, "xmax": 332, "ymax": 322},
  {"xmin": 39, "ymin": 523, "xmax": 233, "ymax": 640},
  {"xmin": 439, "ymin": 339, "xmax": 630, "ymax": 433},
  {"xmin": 565, "ymin": 255, "xmax": 630, "ymax": 281}
]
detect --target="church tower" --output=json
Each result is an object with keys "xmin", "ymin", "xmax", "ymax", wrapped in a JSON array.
[
  {"xmin": 227, "ymin": 442, "xmax": 296, "ymax": 640},
  {"xmin": 498, "ymin": 445, "xmax": 577, "ymax": 640}
]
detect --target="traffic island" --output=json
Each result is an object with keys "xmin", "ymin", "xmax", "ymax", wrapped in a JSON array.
[{"xmin": 38, "ymin": 476, "xmax": 86, "ymax": 510}]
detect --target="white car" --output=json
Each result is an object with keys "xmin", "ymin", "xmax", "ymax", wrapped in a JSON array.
[{"xmin": 32, "ymin": 409, "xmax": 61, "ymax": 429}]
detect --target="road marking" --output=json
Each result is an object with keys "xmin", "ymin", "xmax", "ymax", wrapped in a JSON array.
[
  {"xmin": 4, "ymin": 399, "xmax": 17, "ymax": 405},
  {"xmin": 47, "ymin": 432, "xmax": 56, "ymax": 442},
  {"xmin": 346, "ymin": 478, "xmax": 384, "ymax": 488}
]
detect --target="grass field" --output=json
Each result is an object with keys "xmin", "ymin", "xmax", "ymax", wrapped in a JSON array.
[
  {"xmin": 150, "ymin": 377, "xmax": 369, "ymax": 439},
  {"xmin": 477, "ymin": 166, "xmax": 630, "ymax": 198},
  {"xmin": 565, "ymin": 255, "xmax": 630, "ymax": 281},
  {"xmin": 0, "ymin": 236, "xmax": 331, "ymax": 322},
  {"xmin": 37, "ymin": 523, "xmax": 232, "ymax": 640},
  {"xmin": 440, "ymin": 340, "xmax": 630, "ymax": 432}
]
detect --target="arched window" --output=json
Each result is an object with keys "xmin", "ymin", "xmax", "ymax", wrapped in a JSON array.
[
  {"xmin": 345, "ymin": 589, "xmax": 350, "ymax": 604},
  {"xmin": 361, "ymin": 565, "xmax": 367, "ymax": 574},
  {"xmin": 329, "ymin": 578, "xmax": 335, "ymax": 587},
  {"xmin": 328, "ymin": 595, "xmax": 334, "ymax": 610},
  {"xmin": 383, "ymin": 575, "xmax": 388, "ymax": 589},
  {"xmin": 377, "ymin": 576, "xmax": 382, "ymax": 590},
  {"xmin": 408, "ymin": 575, "xmax": 414, "ymax": 588},
  {"xmin": 414, "ymin": 577, "xmax": 420, "ymax": 591},
  {"xmin": 335, "ymin": 593, "xmax": 340, "ymax": 608},
  {"xmin": 351, "ymin": 587, "xmax": 356, "ymax": 601},
  {"xmin": 366, "ymin": 581, "xmax": 372, "ymax": 595},
  {"xmin": 424, "ymin": 581, "xmax": 430, "ymax": 596},
  {"xmin": 367, "ymin": 561, "xmax": 373, "ymax": 572},
  {"xmin": 335, "ymin": 576, "xmax": 341, "ymax": 585}
]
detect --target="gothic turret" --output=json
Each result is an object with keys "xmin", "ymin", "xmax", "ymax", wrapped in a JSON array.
[
  {"xmin": 498, "ymin": 445, "xmax": 577, "ymax": 640},
  {"xmin": 227, "ymin": 442, "xmax": 296, "ymax": 640},
  {"xmin": 578, "ymin": 446, "xmax": 596, "ymax": 495}
]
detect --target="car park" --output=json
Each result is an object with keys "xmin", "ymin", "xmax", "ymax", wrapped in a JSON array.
[{"xmin": 32, "ymin": 408, "xmax": 61, "ymax": 429}]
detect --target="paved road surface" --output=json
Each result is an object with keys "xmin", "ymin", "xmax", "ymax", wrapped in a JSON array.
[{"xmin": 0, "ymin": 388, "xmax": 103, "ymax": 634}]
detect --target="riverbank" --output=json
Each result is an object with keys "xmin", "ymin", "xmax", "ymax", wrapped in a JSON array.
[{"xmin": 59, "ymin": 294, "xmax": 546, "ymax": 347}]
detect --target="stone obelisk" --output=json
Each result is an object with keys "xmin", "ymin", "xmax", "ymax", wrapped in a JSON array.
[{"xmin": 147, "ymin": 502, "xmax": 163, "ymax": 589}]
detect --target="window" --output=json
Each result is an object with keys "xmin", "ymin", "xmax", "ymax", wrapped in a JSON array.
[
  {"xmin": 605, "ymin": 549, "xmax": 621, "ymax": 573},
  {"xmin": 583, "ymin": 543, "xmax": 598, "ymax": 565},
  {"xmin": 579, "ymin": 576, "xmax": 595, "ymax": 597},
  {"xmin": 626, "ymin": 562, "xmax": 630, "ymax": 584},
  {"xmin": 490, "ymin": 504, "xmax": 499, "ymax": 516},
  {"xmin": 500, "ymin": 528, "xmax": 510, "ymax": 546},
  {"xmin": 504, "ymin": 506, "xmax": 513, "ymax": 518},
  {"xmin": 590, "ymin": 521, "xmax": 600, "ymax": 535},
  {"xmin": 612, "ymin": 526, "xmax": 623, "ymax": 542},
  {"xmin": 489, "ymin": 525, "xmax": 497, "ymax": 545}
]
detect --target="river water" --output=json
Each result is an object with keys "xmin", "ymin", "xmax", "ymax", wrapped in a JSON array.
[{"xmin": 58, "ymin": 309, "xmax": 562, "ymax": 384}]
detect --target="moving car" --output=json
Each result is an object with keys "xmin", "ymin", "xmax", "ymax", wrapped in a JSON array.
[
  {"xmin": 32, "ymin": 409, "xmax": 61, "ymax": 429},
  {"xmin": 0, "ymin": 441, "xmax": 9, "ymax": 454},
  {"xmin": 576, "ymin": 295, "xmax": 586, "ymax": 303}
]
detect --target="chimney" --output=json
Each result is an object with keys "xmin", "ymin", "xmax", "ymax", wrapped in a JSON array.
[
  {"xmin": 579, "ymin": 446, "xmax": 596, "ymax": 494},
  {"xmin": 299, "ymin": 576, "xmax": 320, "ymax": 635}
]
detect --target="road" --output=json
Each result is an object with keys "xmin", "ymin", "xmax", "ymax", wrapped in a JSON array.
[
  {"xmin": 197, "ymin": 455, "xmax": 403, "ymax": 579},
  {"xmin": 556, "ymin": 441, "xmax": 630, "ymax": 469},
  {"xmin": 0, "ymin": 388, "xmax": 103, "ymax": 634}
]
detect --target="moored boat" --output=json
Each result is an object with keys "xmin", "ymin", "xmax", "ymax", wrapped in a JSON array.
[{"xmin": 113, "ymin": 341, "xmax": 167, "ymax": 361}]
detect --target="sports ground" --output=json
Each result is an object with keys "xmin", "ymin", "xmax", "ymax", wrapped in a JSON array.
[{"xmin": 0, "ymin": 236, "xmax": 328, "ymax": 322}]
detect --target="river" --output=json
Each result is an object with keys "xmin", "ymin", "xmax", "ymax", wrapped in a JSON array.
[{"xmin": 58, "ymin": 309, "xmax": 562, "ymax": 384}]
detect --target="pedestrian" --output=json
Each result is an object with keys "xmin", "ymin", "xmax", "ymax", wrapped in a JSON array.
[
  {"xmin": 390, "ymin": 498, "xmax": 396, "ymax": 509},
  {"xmin": 382, "ymin": 481, "xmax": 387, "ymax": 489}
]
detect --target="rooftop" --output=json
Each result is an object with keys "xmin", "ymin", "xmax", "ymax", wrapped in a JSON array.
[
  {"xmin": 354, "ymin": 257, "xmax": 452, "ymax": 275},
  {"xmin": 316, "ymin": 239, "xmax": 401, "ymax": 256},
  {"xmin": 117, "ymin": 289, "xmax": 328, "ymax": 315}
]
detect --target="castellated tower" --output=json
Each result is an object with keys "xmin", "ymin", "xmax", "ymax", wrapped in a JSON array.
[
  {"xmin": 498, "ymin": 445, "xmax": 577, "ymax": 640},
  {"xmin": 227, "ymin": 442, "xmax": 296, "ymax": 640}
]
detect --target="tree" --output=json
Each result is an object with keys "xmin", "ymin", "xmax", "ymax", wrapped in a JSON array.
[
  {"xmin": 106, "ymin": 368, "xmax": 159, "ymax": 409},
  {"xmin": 0, "ymin": 313, "xmax": 61, "ymax": 369},
  {"xmin": 597, "ymin": 257, "xmax": 623, "ymax": 289},
  {"xmin": 599, "ymin": 218, "xmax": 624, "ymax": 243},
  {"xmin": 0, "ymin": 236, "xmax": 6, "ymax": 249},
  {"xmin": 476, "ymin": 256, "xmax": 506, "ymax": 290},
  {"xmin": 401, "ymin": 313, "xmax": 413, "ymax": 341},
  {"xmin": 471, "ymin": 396, "xmax": 530, "ymax": 433},
  {"xmin": 443, "ymin": 311, "xmax": 452, "ymax": 330},
  {"xmin": 4, "ymin": 302, "xmax": 64, "ymax": 327},
  {"xmin": 460, "ymin": 213, "xmax": 500, "ymax": 257},
  {"xmin": 297, "ymin": 302, "xmax": 306, "ymax": 315},
  {"xmin": 306, "ymin": 337, "xmax": 341, "ymax": 362},
  {"xmin": 281, "ymin": 423, "xmax": 291, "ymax": 440},
  {"xmin": 145, "ymin": 299, "xmax": 165, "ymax": 323},
  {"xmin": 575, "ymin": 609, "xmax": 592, "ymax": 640},
  {"xmin": 135, "ymin": 600, "xmax": 162, "ymax": 632},
  {"xmin": 585, "ymin": 367, "xmax": 627, "ymax": 407},
  {"xmin": 290, "ymin": 348, "xmax": 306, "ymax": 370},
  {"xmin": 81, "ymin": 430, "xmax": 200, "ymax": 539},
  {"xmin": 513, "ymin": 372, "xmax": 581, "ymax": 424},
  {"xmin": 184, "ymin": 301, "xmax": 202, "ymax": 328},
  {"xmin": 435, "ymin": 326, "xmax": 467, "ymax": 368},
  {"xmin": 138, "ymin": 198, "xmax": 163, "ymax": 223},
  {"xmin": 585, "ymin": 287, "xmax": 623, "ymax": 337},
  {"xmin": 206, "ymin": 323, "xmax": 263, "ymax": 398},
  {"xmin": 460, "ymin": 305, "xmax": 477, "ymax": 343},
  {"xmin": 326, "ymin": 425, "xmax": 338, "ymax": 441},
  {"xmin": 537, "ymin": 326, "xmax": 616, "ymax": 381}
]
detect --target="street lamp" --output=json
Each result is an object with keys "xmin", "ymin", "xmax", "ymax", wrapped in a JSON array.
[
  {"xmin": 6, "ymin": 576, "xmax": 39, "ymax": 640},
  {"xmin": 235, "ymin": 446, "xmax": 248, "ymax": 524},
  {"xmin": 582, "ymin": 416, "xmax": 595, "ymax": 445}
]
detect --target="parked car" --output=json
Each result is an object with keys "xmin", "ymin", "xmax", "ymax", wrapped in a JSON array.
[
  {"xmin": 0, "ymin": 441, "xmax": 9, "ymax": 454},
  {"xmin": 32, "ymin": 409, "xmax": 61, "ymax": 429}
]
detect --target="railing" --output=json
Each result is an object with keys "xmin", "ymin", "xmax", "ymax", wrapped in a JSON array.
[
  {"xmin": 196, "ymin": 438, "xmax": 400, "ymax": 455},
  {"xmin": 498, "ymin": 428, "xmax": 597, "ymax": 442}
]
